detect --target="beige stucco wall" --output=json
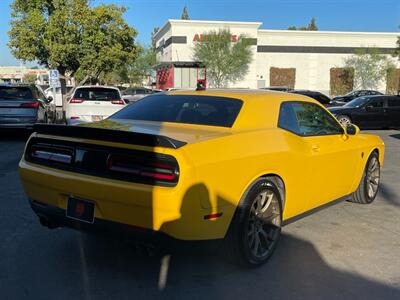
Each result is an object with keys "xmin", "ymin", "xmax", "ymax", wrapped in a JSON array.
[{"xmin": 155, "ymin": 19, "xmax": 400, "ymax": 93}]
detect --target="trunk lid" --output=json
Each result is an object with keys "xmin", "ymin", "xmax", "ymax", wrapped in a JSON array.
[{"xmin": 81, "ymin": 118, "xmax": 232, "ymax": 145}]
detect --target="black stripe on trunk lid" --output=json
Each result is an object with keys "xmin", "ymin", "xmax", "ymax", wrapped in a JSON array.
[{"xmin": 32, "ymin": 124, "xmax": 187, "ymax": 149}]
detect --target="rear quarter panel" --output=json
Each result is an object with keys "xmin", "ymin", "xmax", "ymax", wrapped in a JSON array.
[{"xmin": 181, "ymin": 128, "xmax": 313, "ymax": 228}]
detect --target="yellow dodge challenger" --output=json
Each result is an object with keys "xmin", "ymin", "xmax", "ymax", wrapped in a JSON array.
[{"xmin": 19, "ymin": 89, "xmax": 384, "ymax": 266}]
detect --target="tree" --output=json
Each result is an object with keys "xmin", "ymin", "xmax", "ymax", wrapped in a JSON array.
[
  {"xmin": 288, "ymin": 17, "xmax": 318, "ymax": 31},
  {"xmin": 22, "ymin": 73, "xmax": 37, "ymax": 84},
  {"xmin": 151, "ymin": 27, "xmax": 160, "ymax": 50},
  {"xmin": 394, "ymin": 35, "xmax": 400, "ymax": 60},
  {"xmin": 307, "ymin": 17, "xmax": 318, "ymax": 31},
  {"xmin": 8, "ymin": 0, "xmax": 138, "ymax": 101},
  {"xmin": 127, "ymin": 45, "xmax": 157, "ymax": 86},
  {"xmin": 192, "ymin": 29, "xmax": 253, "ymax": 88},
  {"xmin": 344, "ymin": 48, "xmax": 395, "ymax": 90},
  {"xmin": 181, "ymin": 6, "xmax": 190, "ymax": 20}
]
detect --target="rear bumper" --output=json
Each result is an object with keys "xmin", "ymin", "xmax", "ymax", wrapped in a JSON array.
[
  {"xmin": 19, "ymin": 158, "xmax": 230, "ymax": 240},
  {"xmin": 0, "ymin": 117, "xmax": 37, "ymax": 128},
  {"xmin": 29, "ymin": 199, "xmax": 174, "ymax": 245},
  {"xmin": 0, "ymin": 123, "xmax": 35, "ymax": 129}
]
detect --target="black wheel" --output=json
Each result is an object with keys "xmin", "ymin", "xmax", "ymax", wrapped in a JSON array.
[
  {"xmin": 350, "ymin": 152, "xmax": 380, "ymax": 204},
  {"xmin": 224, "ymin": 179, "xmax": 282, "ymax": 267},
  {"xmin": 337, "ymin": 115, "xmax": 352, "ymax": 127}
]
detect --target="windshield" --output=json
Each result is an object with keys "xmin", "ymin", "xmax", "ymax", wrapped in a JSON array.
[
  {"xmin": 73, "ymin": 87, "xmax": 121, "ymax": 101},
  {"xmin": 343, "ymin": 97, "xmax": 369, "ymax": 108},
  {"xmin": 111, "ymin": 94, "xmax": 243, "ymax": 127},
  {"xmin": 0, "ymin": 86, "xmax": 33, "ymax": 100}
]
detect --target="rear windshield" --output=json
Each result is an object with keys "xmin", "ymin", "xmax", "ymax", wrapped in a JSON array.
[
  {"xmin": 73, "ymin": 87, "xmax": 121, "ymax": 101},
  {"xmin": 111, "ymin": 94, "xmax": 243, "ymax": 127},
  {"xmin": 0, "ymin": 86, "xmax": 33, "ymax": 100}
]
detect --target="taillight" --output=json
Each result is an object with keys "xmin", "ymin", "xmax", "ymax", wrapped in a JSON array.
[
  {"xmin": 107, "ymin": 154, "xmax": 179, "ymax": 184},
  {"xmin": 30, "ymin": 144, "xmax": 73, "ymax": 164},
  {"xmin": 20, "ymin": 102, "xmax": 39, "ymax": 108},
  {"xmin": 111, "ymin": 100, "xmax": 125, "ymax": 105},
  {"xmin": 69, "ymin": 98, "xmax": 84, "ymax": 103}
]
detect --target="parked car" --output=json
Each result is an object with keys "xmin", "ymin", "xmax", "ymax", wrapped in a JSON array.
[
  {"xmin": 329, "ymin": 95, "xmax": 400, "ymax": 129},
  {"xmin": 44, "ymin": 86, "xmax": 74, "ymax": 107},
  {"xmin": 260, "ymin": 86, "xmax": 292, "ymax": 92},
  {"xmin": 290, "ymin": 90, "xmax": 331, "ymax": 106},
  {"xmin": 330, "ymin": 90, "xmax": 382, "ymax": 106},
  {"xmin": 19, "ymin": 89, "xmax": 384, "ymax": 266},
  {"xmin": 0, "ymin": 84, "xmax": 54, "ymax": 129},
  {"xmin": 65, "ymin": 86, "xmax": 125, "ymax": 124},
  {"xmin": 121, "ymin": 87, "xmax": 161, "ymax": 103}
]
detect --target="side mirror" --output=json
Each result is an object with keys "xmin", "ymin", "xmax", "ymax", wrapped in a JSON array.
[
  {"xmin": 345, "ymin": 124, "xmax": 359, "ymax": 135},
  {"xmin": 365, "ymin": 105, "xmax": 374, "ymax": 111},
  {"xmin": 46, "ymin": 96, "xmax": 53, "ymax": 103}
]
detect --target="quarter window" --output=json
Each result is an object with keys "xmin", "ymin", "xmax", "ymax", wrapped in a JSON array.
[
  {"xmin": 388, "ymin": 98, "xmax": 400, "ymax": 108},
  {"xmin": 279, "ymin": 102, "xmax": 343, "ymax": 136}
]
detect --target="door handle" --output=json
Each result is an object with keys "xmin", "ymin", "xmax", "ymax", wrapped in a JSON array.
[{"xmin": 312, "ymin": 145, "xmax": 320, "ymax": 152}]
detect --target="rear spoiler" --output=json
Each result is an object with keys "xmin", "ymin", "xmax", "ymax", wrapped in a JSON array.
[{"xmin": 32, "ymin": 124, "xmax": 187, "ymax": 149}]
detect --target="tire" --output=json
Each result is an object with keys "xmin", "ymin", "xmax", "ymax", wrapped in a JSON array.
[
  {"xmin": 337, "ymin": 115, "xmax": 352, "ymax": 127},
  {"xmin": 349, "ymin": 152, "xmax": 380, "ymax": 204},
  {"xmin": 223, "ymin": 179, "xmax": 282, "ymax": 267}
]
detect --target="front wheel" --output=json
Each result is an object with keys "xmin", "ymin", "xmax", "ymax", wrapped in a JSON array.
[
  {"xmin": 223, "ymin": 179, "xmax": 282, "ymax": 267},
  {"xmin": 337, "ymin": 115, "xmax": 352, "ymax": 127},
  {"xmin": 349, "ymin": 152, "xmax": 380, "ymax": 204}
]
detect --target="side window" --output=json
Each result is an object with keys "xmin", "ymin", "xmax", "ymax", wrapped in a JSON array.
[
  {"xmin": 359, "ymin": 91, "xmax": 367, "ymax": 96},
  {"xmin": 368, "ymin": 99, "xmax": 384, "ymax": 108},
  {"xmin": 278, "ymin": 102, "xmax": 300, "ymax": 134},
  {"xmin": 279, "ymin": 102, "xmax": 343, "ymax": 136},
  {"xmin": 388, "ymin": 98, "xmax": 400, "ymax": 108}
]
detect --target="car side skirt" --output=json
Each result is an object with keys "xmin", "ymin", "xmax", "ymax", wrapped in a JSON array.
[{"xmin": 282, "ymin": 194, "xmax": 351, "ymax": 226}]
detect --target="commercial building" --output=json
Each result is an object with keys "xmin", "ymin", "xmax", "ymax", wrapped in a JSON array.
[
  {"xmin": 0, "ymin": 66, "xmax": 48, "ymax": 85},
  {"xmin": 153, "ymin": 19, "xmax": 400, "ymax": 95}
]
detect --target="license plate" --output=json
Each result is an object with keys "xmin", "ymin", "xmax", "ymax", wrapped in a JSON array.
[
  {"xmin": 66, "ymin": 197, "xmax": 95, "ymax": 223},
  {"xmin": 91, "ymin": 115, "xmax": 103, "ymax": 121}
]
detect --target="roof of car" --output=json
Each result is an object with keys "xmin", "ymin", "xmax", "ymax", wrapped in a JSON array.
[
  {"xmin": 74, "ymin": 85, "xmax": 119, "ymax": 90},
  {"xmin": 168, "ymin": 88, "xmax": 315, "ymax": 101},
  {"xmin": 167, "ymin": 89, "xmax": 319, "ymax": 130},
  {"xmin": 0, "ymin": 83, "xmax": 34, "ymax": 88}
]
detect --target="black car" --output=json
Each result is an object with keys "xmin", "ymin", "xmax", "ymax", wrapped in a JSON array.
[
  {"xmin": 328, "ymin": 95, "xmax": 400, "ymax": 129},
  {"xmin": 260, "ymin": 86, "xmax": 293, "ymax": 92},
  {"xmin": 0, "ymin": 84, "xmax": 54, "ymax": 129},
  {"xmin": 121, "ymin": 87, "xmax": 161, "ymax": 103},
  {"xmin": 331, "ymin": 90, "xmax": 382, "ymax": 106},
  {"xmin": 290, "ymin": 90, "xmax": 331, "ymax": 105}
]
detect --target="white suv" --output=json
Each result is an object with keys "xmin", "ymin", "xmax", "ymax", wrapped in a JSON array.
[{"xmin": 66, "ymin": 86, "xmax": 126, "ymax": 124}]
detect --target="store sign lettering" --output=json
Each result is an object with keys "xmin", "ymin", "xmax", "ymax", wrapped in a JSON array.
[{"xmin": 193, "ymin": 34, "xmax": 237, "ymax": 43}]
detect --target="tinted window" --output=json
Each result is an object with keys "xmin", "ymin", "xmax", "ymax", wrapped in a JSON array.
[
  {"xmin": 0, "ymin": 86, "xmax": 33, "ymax": 100},
  {"xmin": 358, "ymin": 91, "xmax": 368, "ymax": 96},
  {"xmin": 279, "ymin": 102, "xmax": 343, "ymax": 136},
  {"xmin": 73, "ymin": 88, "xmax": 121, "ymax": 101},
  {"xmin": 388, "ymin": 97, "xmax": 400, "ymax": 108},
  {"xmin": 344, "ymin": 97, "xmax": 370, "ymax": 108},
  {"xmin": 278, "ymin": 102, "xmax": 300, "ymax": 133},
  {"xmin": 368, "ymin": 99, "xmax": 384, "ymax": 108},
  {"xmin": 111, "ymin": 94, "xmax": 243, "ymax": 127}
]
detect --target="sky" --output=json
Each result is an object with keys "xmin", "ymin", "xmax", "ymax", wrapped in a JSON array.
[{"xmin": 0, "ymin": 0, "xmax": 399, "ymax": 66}]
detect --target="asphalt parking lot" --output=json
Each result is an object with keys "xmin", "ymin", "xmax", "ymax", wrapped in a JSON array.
[{"xmin": 0, "ymin": 130, "xmax": 399, "ymax": 300}]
